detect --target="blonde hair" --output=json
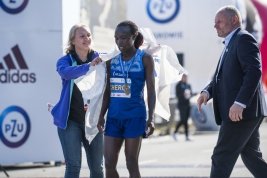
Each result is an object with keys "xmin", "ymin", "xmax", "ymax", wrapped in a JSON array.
[{"xmin": 65, "ymin": 23, "xmax": 91, "ymax": 54}]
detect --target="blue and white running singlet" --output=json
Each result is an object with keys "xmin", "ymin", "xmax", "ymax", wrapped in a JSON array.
[{"xmin": 107, "ymin": 49, "xmax": 147, "ymax": 119}]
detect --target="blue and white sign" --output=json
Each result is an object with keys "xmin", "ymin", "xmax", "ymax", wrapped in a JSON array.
[
  {"xmin": 0, "ymin": 106, "xmax": 30, "ymax": 148},
  {"xmin": 128, "ymin": 0, "xmax": 235, "ymax": 93},
  {"xmin": 0, "ymin": 0, "xmax": 80, "ymax": 165},
  {"xmin": 0, "ymin": 0, "xmax": 29, "ymax": 14},
  {"xmin": 146, "ymin": 0, "xmax": 180, "ymax": 23}
]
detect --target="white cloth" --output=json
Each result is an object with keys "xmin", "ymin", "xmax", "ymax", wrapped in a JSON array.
[
  {"xmin": 74, "ymin": 28, "xmax": 186, "ymax": 144},
  {"xmin": 74, "ymin": 63, "xmax": 107, "ymax": 144}
]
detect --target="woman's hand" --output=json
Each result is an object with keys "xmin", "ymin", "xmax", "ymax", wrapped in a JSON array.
[
  {"xmin": 97, "ymin": 116, "xmax": 106, "ymax": 134},
  {"xmin": 145, "ymin": 119, "xmax": 155, "ymax": 137},
  {"xmin": 90, "ymin": 57, "xmax": 102, "ymax": 66}
]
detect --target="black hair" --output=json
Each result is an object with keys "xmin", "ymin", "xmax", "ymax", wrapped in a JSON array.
[{"xmin": 116, "ymin": 20, "xmax": 144, "ymax": 49}]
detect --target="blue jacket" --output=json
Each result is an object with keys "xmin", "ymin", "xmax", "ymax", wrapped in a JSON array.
[{"xmin": 51, "ymin": 52, "xmax": 99, "ymax": 129}]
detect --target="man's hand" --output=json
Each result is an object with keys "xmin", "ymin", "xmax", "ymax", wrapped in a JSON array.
[
  {"xmin": 229, "ymin": 103, "xmax": 243, "ymax": 122},
  {"xmin": 197, "ymin": 91, "xmax": 208, "ymax": 114}
]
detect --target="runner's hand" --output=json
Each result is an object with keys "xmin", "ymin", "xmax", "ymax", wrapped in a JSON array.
[
  {"xmin": 145, "ymin": 119, "xmax": 155, "ymax": 137},
  {"xmin": 97, "ymin": 116, "xmax": 106, "ymax": 134}
]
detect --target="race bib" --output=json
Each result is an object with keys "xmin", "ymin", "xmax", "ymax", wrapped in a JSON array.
[{"xmin": 110, "ymin": 78, "xmax": 131, "ymax": 98}]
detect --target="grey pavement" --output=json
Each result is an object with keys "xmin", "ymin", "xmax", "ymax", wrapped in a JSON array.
[{"xmin": 1, "ymin": 121, "xmax": 267, "ymax": 178}]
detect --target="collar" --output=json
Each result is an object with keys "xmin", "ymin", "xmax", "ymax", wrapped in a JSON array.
[
  {"xmin": 223, "ymin": 27, "xmax": 240, "ymax": 46},
  {"xmin": 71, "ymin": 50, "xmax": 94, "ymax": 64}
]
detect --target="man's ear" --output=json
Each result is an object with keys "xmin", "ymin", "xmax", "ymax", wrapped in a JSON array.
[{"xmin": 232, "ymin": 15, "xmax": 239, "ymax": 25}]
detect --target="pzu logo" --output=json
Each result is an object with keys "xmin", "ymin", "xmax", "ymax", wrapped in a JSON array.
[
  {"xmin": 0, "ymin": 106, "xmax": 31, "ymax": 148},
  {"xmin": 0, "ymin": 0, "xmax": 29, "ymax": 14},
  {"xmin": 147, "ymin": 0, "xmax": 180, "ymax": 23}
]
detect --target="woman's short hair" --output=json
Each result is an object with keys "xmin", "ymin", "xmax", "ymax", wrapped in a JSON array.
[
  {"xmin": 116, "ymin": 20, "xmax": 144, "ymax": 49},
  {"xmin": 65, "ymin": 24, "xmax": 91, "ymax": 54}
]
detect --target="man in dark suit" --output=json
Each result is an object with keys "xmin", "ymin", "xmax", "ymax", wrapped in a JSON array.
[{"xmin": 197, "ymin": 5, "xmax": 267, "ymax": 178}]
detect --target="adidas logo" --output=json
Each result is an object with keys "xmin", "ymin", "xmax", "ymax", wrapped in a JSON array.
[{"xmin": 0, "ymin": 44, "xmax": 36, "ymax": 83}]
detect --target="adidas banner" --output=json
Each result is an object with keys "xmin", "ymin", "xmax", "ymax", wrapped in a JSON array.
[{"xmin": 0, "ymin": 0, "xmax": 79, "ymax": 165}]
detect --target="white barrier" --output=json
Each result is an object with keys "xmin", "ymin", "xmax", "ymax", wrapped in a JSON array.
[{"xmin": 0, "ymin": 0, "xmax": 79, "ymax": 165}]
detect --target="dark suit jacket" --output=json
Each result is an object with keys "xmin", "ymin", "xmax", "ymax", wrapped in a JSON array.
[{"xmin": 204, "ymin": 28, "xmax": 267, "ymax": 125}]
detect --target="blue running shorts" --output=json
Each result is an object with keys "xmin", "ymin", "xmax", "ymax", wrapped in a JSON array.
[{"xmin": 105, "ymin": 117, "xmax": 146, "ymax": 138}]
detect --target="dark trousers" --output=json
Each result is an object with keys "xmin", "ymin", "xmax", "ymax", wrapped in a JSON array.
[
  {"xmin": 174, "ymin": 105, "xmax": 190, "ymax": 137},
  {"xmin": 210, "ymin": 116, "xmax": 267, "ymax": 178}
]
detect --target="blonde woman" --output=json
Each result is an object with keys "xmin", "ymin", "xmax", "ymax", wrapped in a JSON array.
[{"xmin": 51, "ymin": 24, "xmax": 103, "ymax": 178}]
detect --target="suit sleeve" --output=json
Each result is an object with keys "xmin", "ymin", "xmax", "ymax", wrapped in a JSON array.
[
  {"xmin": 203, "ymin": 80, "xmax": 213, "ymax": 99},
  {"xmin": 235, "ymin": 34, "xmax": 261, "ymax": 106},
  {"xmin": 56, "ymin": 57, "xmax": 90, "ymax": 80}
]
